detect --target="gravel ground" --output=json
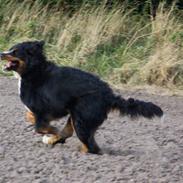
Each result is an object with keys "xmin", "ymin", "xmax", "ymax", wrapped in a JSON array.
[{"xmin": 0, "ymin": 77, "xmax": 183, "ymax": 183}]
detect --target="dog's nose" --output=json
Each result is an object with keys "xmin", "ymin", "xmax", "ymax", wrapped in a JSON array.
[
  {"xmin": 0, "ymin": 52, "xmax": 7, "ymax": 57},
  {"xmin": 0, "ymin": 52, "xmax": 3, "ymax": 60},
  {"xmin": 0, "ymin": 50, "xmax": 14, "ymax": 60},
  {"xmin": 0, "ymin": 52, "xmax": 6, "ymax": 60}
]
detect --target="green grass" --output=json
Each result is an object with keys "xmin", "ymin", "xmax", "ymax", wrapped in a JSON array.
[{"xmin": 0, "ymin": 1, "xmax": 183, "ymax": 90}]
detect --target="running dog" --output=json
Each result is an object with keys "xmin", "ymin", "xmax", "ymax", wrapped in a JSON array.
[{"xmin": 0, "ymin": 41, "xmax": 163, "ymax": 154}]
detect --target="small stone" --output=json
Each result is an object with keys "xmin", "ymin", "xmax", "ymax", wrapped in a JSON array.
[
  {"xmin": 7, "ymin": 166, "xmax": 13, "ymax": 171},
  {"xmin": 0, "ymin": 146, "xmax": 5, "ymax": 158},
  {"xmin": 34, "ymin": 179, "xmax": 49, "ymax": 183},
  {"xmin": 17, "ymin": 167, "xmax": 26, "ymax": 174},
  {"xmin": 71, "ymin": 151, "xmax": 79, "ymax": 158}
]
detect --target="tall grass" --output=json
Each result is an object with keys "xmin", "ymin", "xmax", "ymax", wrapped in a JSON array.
[
  {"xmin": 138, "ymin": 4, "xmax": 183, "ymax": 89},
  {"xmin": 0, "ymin": 1, "xmax": 182, "ymax": 89}
]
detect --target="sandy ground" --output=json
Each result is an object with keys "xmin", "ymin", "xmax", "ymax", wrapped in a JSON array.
[{"xmin": 0, "ymin": 77, "xmax": 183, "ymax": 183}]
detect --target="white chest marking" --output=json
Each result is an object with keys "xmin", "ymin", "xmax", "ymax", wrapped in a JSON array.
[
  {"xmin": 18, "ymin": 77, "xmax": 21, "ymax": 95},
  {"xmin": 13, "ymin": 72, "xmax": 21, "ymax": 95},
  {"xmin": 14, "ymin": 72, "xmax": 31, "ymax": 111}
]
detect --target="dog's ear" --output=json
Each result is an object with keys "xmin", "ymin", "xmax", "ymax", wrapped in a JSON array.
[
  {"xmin": 37, "ymin": 40, "xmax": 45, "ymax": 48},
  {"xmin": 34, "ymin": 40, "xmax": 45, "ymax": 50},
  {"xmin": 26, "ymin": 41, "xmax": 45, "ymax": 56}
]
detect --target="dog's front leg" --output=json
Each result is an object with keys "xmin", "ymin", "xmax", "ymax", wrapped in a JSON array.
[
  {"xmin": 26, "ymin": 111, "xmax": 36, "ymax": 125},
  {"xmin": 35, "ymin": 117, "xmax": 62, "ymax": 145}
]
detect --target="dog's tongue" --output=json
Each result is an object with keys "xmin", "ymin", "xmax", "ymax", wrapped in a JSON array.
[
  {"xmin": 6, "ymin": 61, "xmax": 12, "ymax": 68},
  {"xmin": 5, "ymin": 61, "xmax": 16, "ymax": 69}
]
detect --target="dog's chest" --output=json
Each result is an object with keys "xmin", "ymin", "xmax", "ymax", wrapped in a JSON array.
[
  {"xmin": 14, "ymin": 72, "xmax": 21, "ymax": 95},
  {"xmin": 15, "ymin": 74, "xmax": 31, "ymax": 111},
  {"xmin": 18, "ymin": 77, "xmax": 21, "ymax": 95}
]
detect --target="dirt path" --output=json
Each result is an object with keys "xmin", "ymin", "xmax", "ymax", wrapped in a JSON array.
[{"xmin": 0, "ymin": 77, "xmax": 183, "ymax": 183}]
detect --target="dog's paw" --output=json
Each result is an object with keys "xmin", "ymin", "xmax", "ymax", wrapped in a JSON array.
[
  {"xmin": 42, "ymin": 135, "xmax": 61, "ymax": 145},
  {"xmin": 26, "ymin": 111, "xmax": 36, "ymax": 124}
]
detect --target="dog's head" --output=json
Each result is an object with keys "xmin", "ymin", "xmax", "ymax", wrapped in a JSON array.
[{"xmin": 0, "ymin": 41, "xmax": 45, "ymax": 75}]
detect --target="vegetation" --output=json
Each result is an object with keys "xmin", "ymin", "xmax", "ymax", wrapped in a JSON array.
[{"xmin": 0, "ymin": 0, "xmax": 183, "ymax": 90}]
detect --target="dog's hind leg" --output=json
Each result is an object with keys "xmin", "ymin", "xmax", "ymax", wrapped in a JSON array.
[
  {"xmin": 56, "ymin": 116, "xmax": 74, "ymax": 144},
  {"xmin": 72, "ymin": 117, "xmax": 101, "ymax": 154},
  {"xmin": 70, "ymin": 94, "xmax": 107, "ymax": 154},
  {"xmin": 80, "ymin": 135, "xmax": 101, "ymax": 154}
]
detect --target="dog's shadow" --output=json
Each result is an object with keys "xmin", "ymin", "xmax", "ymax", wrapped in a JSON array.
[{"xmin": 102, "ymin": 147, "xmax": 143, "ymax": 157}]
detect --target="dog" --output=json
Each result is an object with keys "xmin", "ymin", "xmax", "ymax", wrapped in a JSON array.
[{"xmin": 0, "ymin": 41, "xmax": 163, "ymax": 154}]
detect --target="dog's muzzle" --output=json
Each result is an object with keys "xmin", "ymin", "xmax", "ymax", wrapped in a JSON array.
[
  {"xmin": 0, "ymin": 50, "xmax": 20, "ymax": 71},
  {"xmin": 0, "ymin": 50, "xmax": 15, "ymax": 60}
]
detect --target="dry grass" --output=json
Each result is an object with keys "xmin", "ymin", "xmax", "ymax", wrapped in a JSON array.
[
  {"xmin": 0, "ymin": 1, "xmax": 127, "ymax": 63},
  {"xmin": 139, "ymin": 4, "xmax": 183, "ymax": 89},
  {"xmin": 56, "ymin": 5, "xmax": 128, "ymax": 63},
  {"xmin": 0, "ymin": 1, "xmax": 182, "ymax": 90},
  {"xmin": 140, "ymin": 43, "xmax": 182, "ymax": 88},
  {"xmin": 109, "ymin": 3, "xmax": 183, "ymax": 89}
]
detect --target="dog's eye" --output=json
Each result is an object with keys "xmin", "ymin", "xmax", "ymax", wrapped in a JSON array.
[
  {"xmin": 9, "ymin": 49, "xmax": 17, "ymax": 56},
  {"xmin": 12, "ymin": 49, "xmax": 18, "ymax": 55}
]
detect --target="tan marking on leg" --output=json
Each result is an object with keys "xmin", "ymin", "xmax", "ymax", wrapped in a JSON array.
[
  {"xmin": 36, "ymin": 125, "xmax": 62, "ymax": 144},
  {"xmin": 26, "ymin": 111, "xmax": 36, "ymax": 124},
  {"xmin": 36, "ymin": 125, "xmax": 60, "ymax": 135},
  {"xmin": 61, "ymin": 117, "xmax": 74, "ymax": 139},
  {"xmin": 80, "ymin": 144, "xmax": 89, "ymax": 153},
  {"xmin": 42, "ymin": 134, "xmax": 61, "ymax": 145}
]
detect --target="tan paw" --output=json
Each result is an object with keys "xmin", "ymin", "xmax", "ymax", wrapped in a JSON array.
[
  {"xmin": 26, "ymin": 111, "xmax": 36, "ymax": 125},
  {"xmin": 42, "ymin": 135, "xmax": 61, "ymax": 145},
  {"xmin": 80, "ymin": 144, "xmax": 89, "ymax": 153}
]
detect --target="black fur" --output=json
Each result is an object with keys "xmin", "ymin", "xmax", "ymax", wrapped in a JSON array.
[
  {"xmin": 1, "ymin": 41, "xmax": 163, "ymax": 154},
  {"xmin": 111, "ymin": 96, "xmax": 163, "ymax": 118}
]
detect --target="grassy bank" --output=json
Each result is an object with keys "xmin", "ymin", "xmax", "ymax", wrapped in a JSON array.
[{"xmin": 0, "ymin": 1, "xmax": 183, "ymax": 90}]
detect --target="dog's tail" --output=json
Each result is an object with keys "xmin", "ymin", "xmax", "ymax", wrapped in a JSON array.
[{"xmin": 110, "ymin": 94, "xmax": 163, "ymax": 119}]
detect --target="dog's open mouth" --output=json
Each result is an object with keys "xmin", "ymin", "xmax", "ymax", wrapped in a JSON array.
[
  {"xmin": 0, "ymin": 50, "xmax": 20, "ymax": 71},
  {"xmin": 3, "ymin": 60, "xmax": 19, "ymax": 71}
]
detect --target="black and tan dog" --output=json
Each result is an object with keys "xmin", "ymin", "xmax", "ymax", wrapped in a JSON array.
[{"xmin": 0, "ymin": 41, "xmax": 163, "ymax": 154}]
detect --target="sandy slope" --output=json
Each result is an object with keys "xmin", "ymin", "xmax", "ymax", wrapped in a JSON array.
[{"xmin": 0, "ymin": 77, "xmax": 183, "ymax": 183}]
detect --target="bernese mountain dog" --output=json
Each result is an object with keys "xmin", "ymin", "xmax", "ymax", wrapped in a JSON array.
[{"xmin": 0, "ymin": 41, "xmax": 163, "ymax": 154}]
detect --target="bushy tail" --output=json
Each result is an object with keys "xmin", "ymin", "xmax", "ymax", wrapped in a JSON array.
[{"xmin": 110, "ymin": 95, "xmax": 163, "ymax": 119}]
